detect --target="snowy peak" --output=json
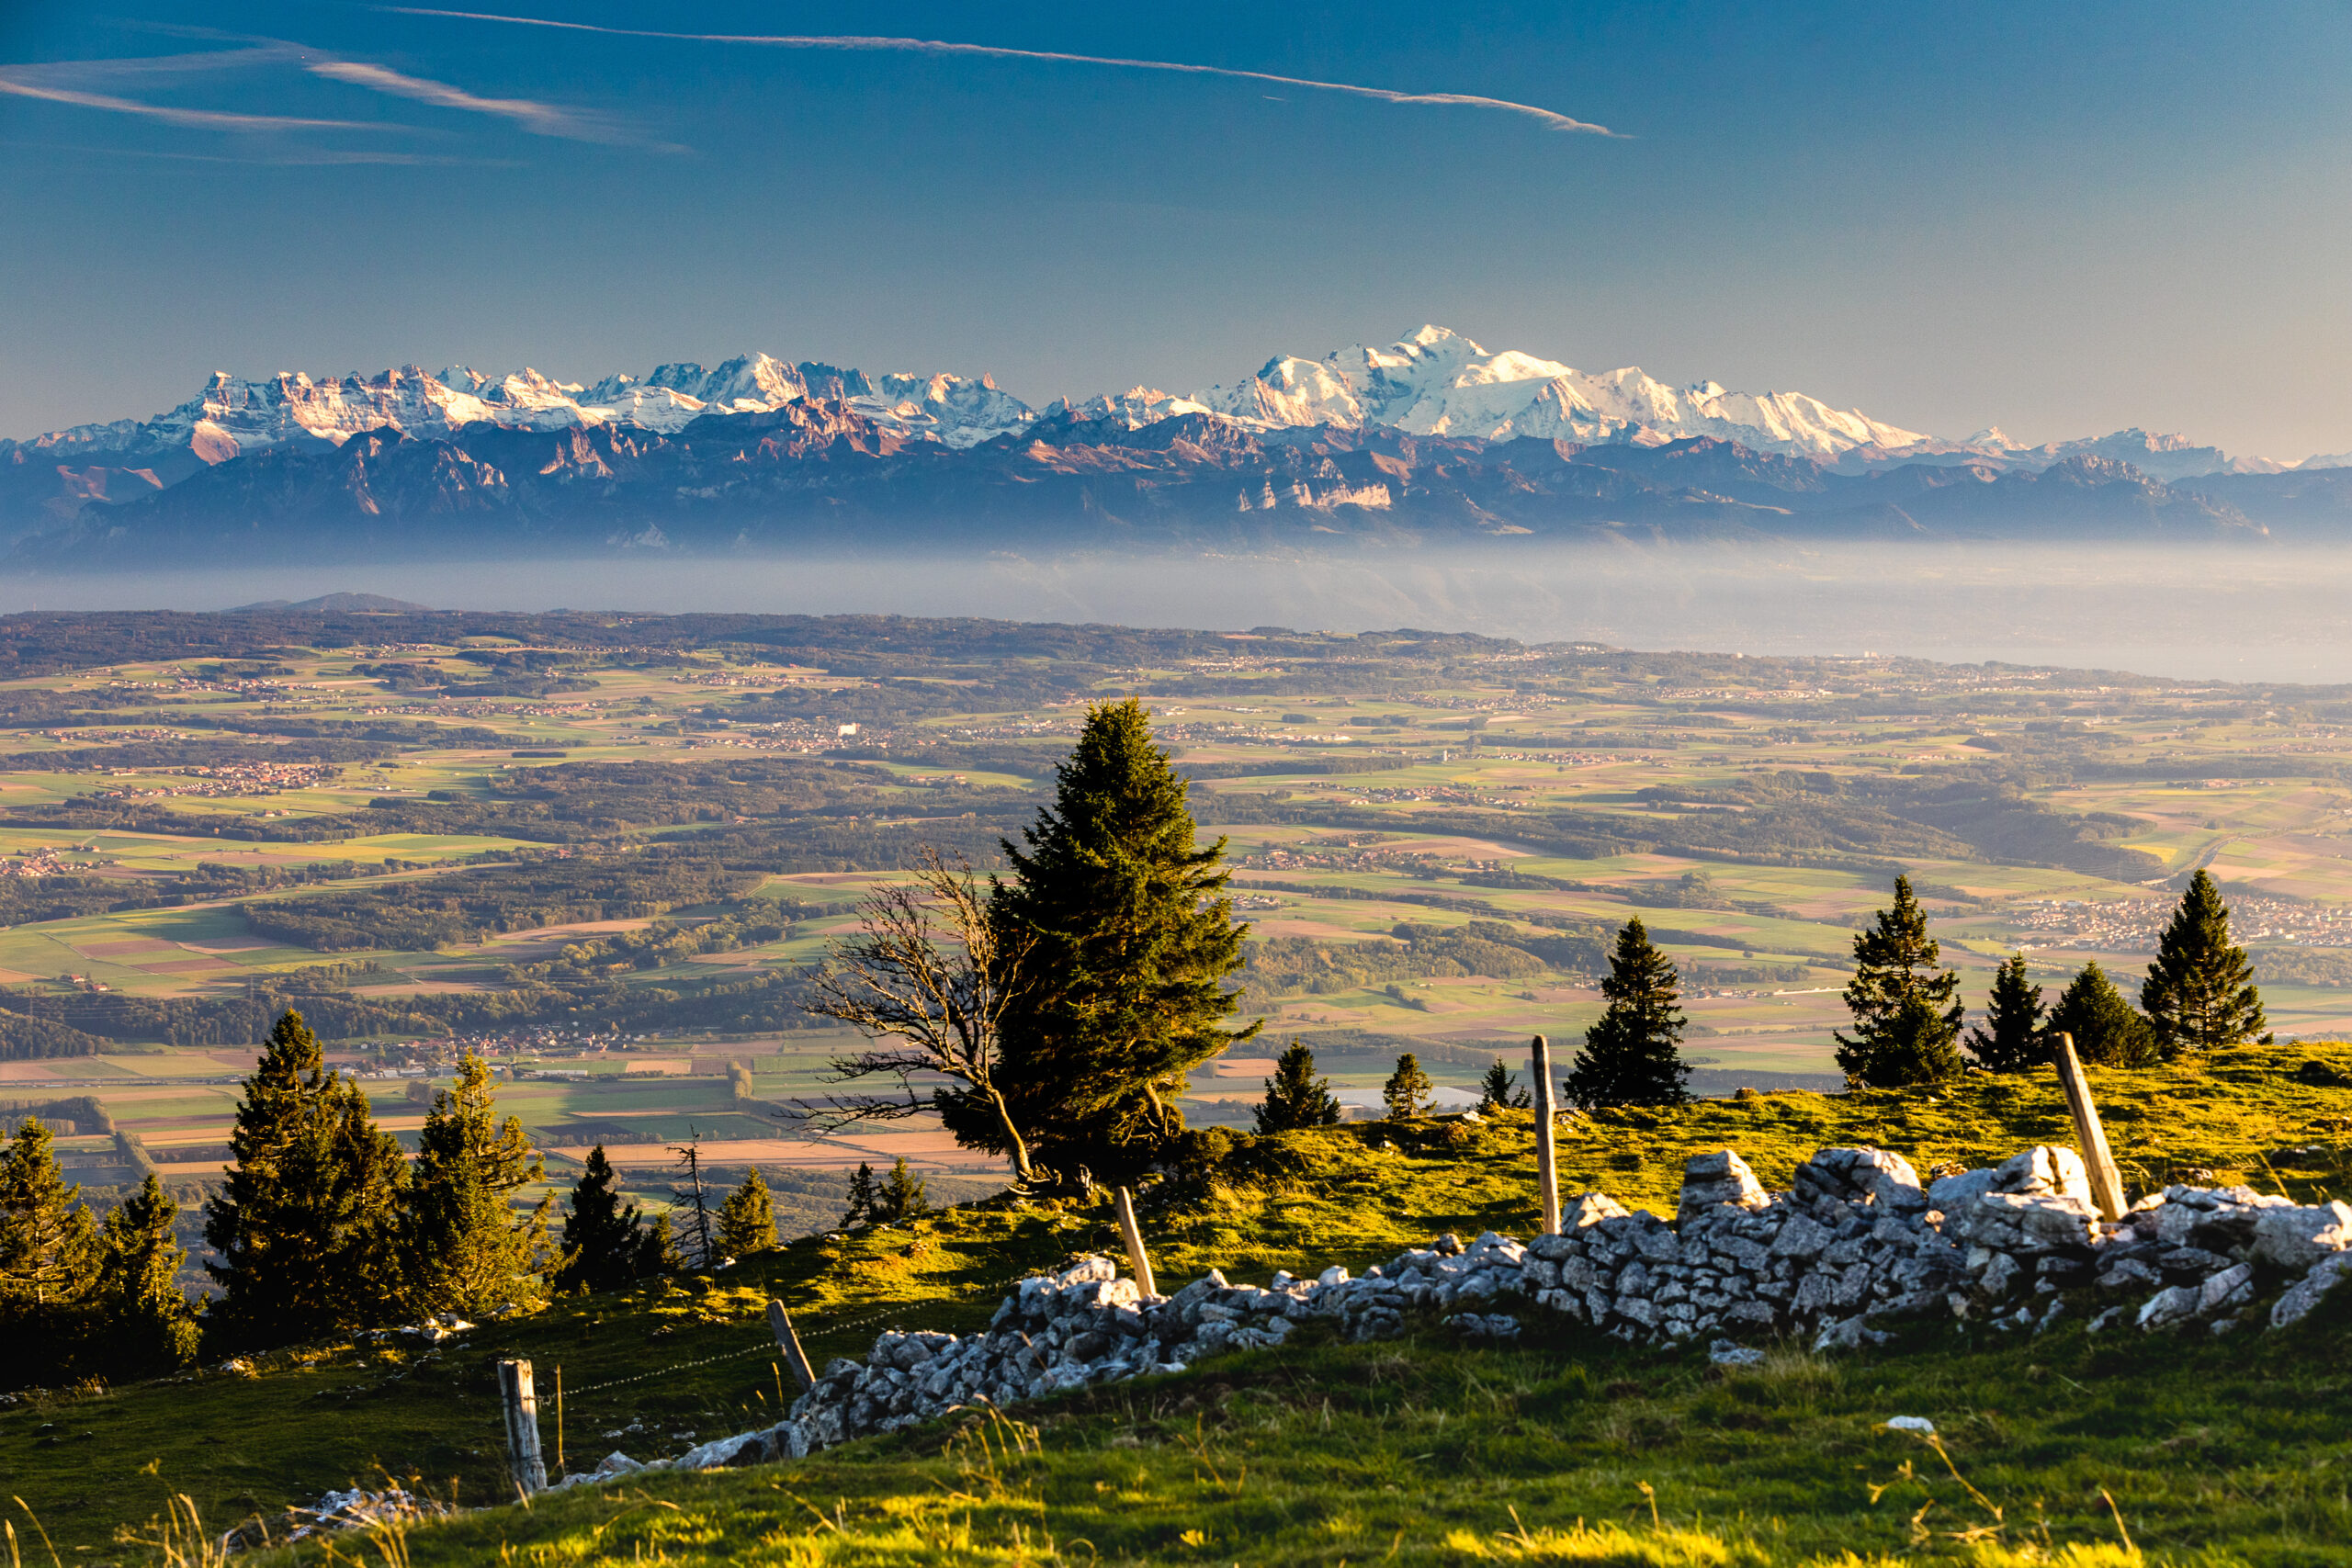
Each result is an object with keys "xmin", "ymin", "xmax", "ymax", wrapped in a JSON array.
[
  {"xmin": 11, "ymin": 324, "xmax": 2329, "ymax": 479},
  {"xmin": 1193, "ymin": 325, "xmax": 1929, "ymax": 459},
  {"xmin": 24, "ymin": 353, "xmax": 1040, "ymax": 464}
]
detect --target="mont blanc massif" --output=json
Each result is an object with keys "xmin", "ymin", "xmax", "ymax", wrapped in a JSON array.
[{"xmin": 11, "ymin": 325, "xmax": 2352, "ymax": 562}]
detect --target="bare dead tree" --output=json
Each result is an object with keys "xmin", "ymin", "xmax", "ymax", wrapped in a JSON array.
[{"xmin": 795, "ymin": 848, "xmax": 1040, "ymax": 1185}]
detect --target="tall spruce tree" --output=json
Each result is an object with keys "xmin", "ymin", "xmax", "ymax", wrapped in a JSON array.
[
  {"xmin": 2052, "ymin": 962, "xmax": 2161, "ymax": 1068},
  {"xmin": 716, "ymin": 1170, "xmax": 777, "ymax": 1258},
  {"xmin": 1255, "ymin": 1041, "xmax": 1342, "ymax": 1133},
  {"xmin": 205, "ymin": 1010, "xmax": 405, "ymax": 1346},
  {"xmin": 1477, "ymin": 1058, "xmax": 1532, "ymax": 1113},
  {"xmin": 1967, "ymin": 953, "xmax": 2051, "ymax": 1073},
  {"xmin": 1564, "ymin": 919, "xmax": 1692, "ymax": 1109},
  {"xmin": 557, "ymin": 1145, "xmax": 649, "ymax": 1292},
  {"xmin": 2140, "ymin": 871, "xmax": 2267, "ymax": 1055},
  {"xmin": 1382, "ymin": 1054, "xmax": 1434, "ymax": 1120},
  {"xmin": 402, "ymin": 1054, "xmax": 552, "ymax": 1315},
  {"xmin": 1835, "ymin": 876, "xmax": 1965, "ymax": 1087},
  {"xmin": 96, "ymin": 1174, "xmax": 199, "ymax": 1377},
  {"xmin": 952, "ymin": 699, "xmax": 1255, "ymax": 1181}
]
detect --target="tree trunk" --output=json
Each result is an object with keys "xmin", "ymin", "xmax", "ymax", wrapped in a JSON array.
[{"xmin": 984, "ymin": 1085, "xmax": 1036, "ymax": 1184}]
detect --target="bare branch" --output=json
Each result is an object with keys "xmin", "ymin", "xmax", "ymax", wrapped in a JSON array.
[{"xmin": 794, "ymin": 847, "xmax": 1040, "ymax": 1182}]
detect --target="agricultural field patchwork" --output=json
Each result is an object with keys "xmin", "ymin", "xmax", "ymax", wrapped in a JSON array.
[{"xmin": 7, "ymin": 608, "xmax": 2352, "ymax": 1223}]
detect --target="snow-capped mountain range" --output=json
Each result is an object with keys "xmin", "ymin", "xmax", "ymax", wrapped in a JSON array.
[{"xmin": 10, "ymin": 323, "xmax": 2332, "ymax": 478}]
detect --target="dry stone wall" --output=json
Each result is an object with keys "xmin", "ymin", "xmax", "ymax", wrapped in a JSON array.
[{"xmin": 615, "ymin": 1140, "xmax": 2352, "ymax": 1478}]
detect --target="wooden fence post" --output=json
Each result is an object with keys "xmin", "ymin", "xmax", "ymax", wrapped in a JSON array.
[
  {"xmin": 767, "ymin": 1299, "xmax": 818, "ymax": 1393},
  {"xmin": 1531, "ymin": 1033, "xmax": 1561, "ymax": 1235},
  {"xmin": 1114, "ymin": 1185, "xmax": 1158, "ymax": 1298},
  {"xmin": 2053, "ymin": 1032, "xmax": 2129, "ymax": 1222},
  {"xmin": 496, "ymin": 1359, "xmax": 548, "ymax": 1496}
]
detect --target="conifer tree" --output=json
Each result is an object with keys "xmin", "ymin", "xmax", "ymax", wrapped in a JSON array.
[
  {"xmin": 1382, "ymin": 1054, "xmax": 1434, "ymax": 1120},
  {"xmin": 2052, "ymin": 962, "xmax": 2161, "ymax": 1068},
  {"xmin": 1255, "ymin": 1041, "xmax": 1342, "ymax": 1133},
  {"xmin": 877, "ymin": 1156, "xmax": 930, "ymax": 1223},
  {"xmin": 96, "ymin": 1174, "xmax": 199, "ymax": 1376},
  {"xmin": 557, "ymin": 1145, "xmax": 650, "ymax": 1292},
  {"xmin": 402, "ymin": 1054, "xmax": 552, "ymax": 1315},
  {"xmin": 0, "ymin": 1118, "xmax": 101, "ymax": 1382},
  {"xmin": 2140, "ymin": 871, "xmax": 2267, "ymax": 1055},
  {"xmin": 0, "ymin": 1118, "xmax": 99, "ymax": 1313},
  {"xmin": 1476, "ymin": 1057, "xmax": 1533, "ymax": 1113},
  {"xmin": 956, "ymin": 700, "xmax": 1256, "ymax": 1181},
  {"xmin": 1835, "ymin": 876, "xmax": 1965, "ymax": 1087},
  {"xmin": 1564, "ymin": 919, "xmax": 1692, "ymax": 1109},
  {"xmin": 1967, "ymin": 953, "xmax": 2051, "ymax": 1073},
  {"xmin": 637, "ymin": 1211, "xmax": 681, "ymax": 1277},
  {"xmin": 205, "ymin": 1010, "xmax": 405, "ymax": 1346},
  {"xmin": 716, "ymin": 1169, "xmax": 777, "ymax": 1258},
  {"xmin": 841, "ymin": 1162, "xmax": 879, "ymax": 1229}
]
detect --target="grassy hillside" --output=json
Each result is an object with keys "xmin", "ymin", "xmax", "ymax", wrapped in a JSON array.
[{"xmin": 7, "ymin": 1043, "xmax": 2351, "ymax": 1564}]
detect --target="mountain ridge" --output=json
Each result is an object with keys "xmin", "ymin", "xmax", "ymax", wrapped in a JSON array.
[{"xmin": 8, "ymin": 324, "xmax": 2350, "ymax": 560}]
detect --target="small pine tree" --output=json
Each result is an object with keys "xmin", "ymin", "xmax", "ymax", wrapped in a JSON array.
[
  {"xmin": 204, "ymin": 1010, "xmax": 406, "ymax": 1346},
  {"xmin": 0, "ymin": 1118, "xmax": 100, "ymax": 1312},
  {"xmin": 636, "ymin": 1211, "xmax": 681, "ymax": 1277},
  {"xmin": 1382, "ymin": 1054, "xmax": 1434, "ymax": 1120},
  {"xmin": 1254, "ymin": 1041, "xmax": 1342, "ymax": 1133},
  {"xmin": 403, "ymin": 1054, "xmax": 553, "ymax": 1315},
  {"xmin": 877, "ymin": 1157, "xmax": 930, "ymax": 1223},
  {"xmin": 557, "ymin": 1145, "xmax": 649, "ymax": 1292},
  {"xmin": 96, "ymin": 1173, "xmax": 199, "ymax": 1377},
  {"xmin": 2052, "ymin": 962, "xmax": 2161, "ymax": 1068},
  {"xmin": 2141, "ymin": 871, "xmax": 2267, "ymax": 1055},
  {"xmin": 0, "ymin": 1118, "xmax": 101, "ymax": 1383},
  {"xmin": 1967, "ymin": 953, "xmax": 2051, "ymax": 1073},
  {"xmin": 1835, "ymin": 876, "xmax": 1965, "ymax": 1087},
  {"xmin": 842, "ymin": 1162, "xmax": 879, "ymax": 1228},
  {"xmin": 1564, "ymin": 919, "xmax": 1691, "ymax": 1109},
  {"xmin": 1477, "ymin": 1058, "xmax": 1532, "ymax": 1112},
  {"xmin": 716, "ymin": 1170, "xmax": 777, "ymax": 1258}
]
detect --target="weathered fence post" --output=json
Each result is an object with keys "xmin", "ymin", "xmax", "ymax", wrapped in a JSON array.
[
  {"xmin": 496, "ymin": 1358, "xmax": 548, "ymax": 1496},
  {"xmin": 767, "ymin": 1298, "xmax": 818, "ymax": 1393},
  {"xmin": 2053, "ymin": 1031, "xmax": 2129, "ymax": 1221},
  {"xmin": 553, "ymin": 1363, "xmax": 564, "ymax": 1477},
  {"xmin": 1531, "ymin": 1033, "xmax": 1561, "ymax": 1235},
  {"xmin": 1114, "ymin": 1185, "xmax": 1158, "ymax": 1298}
]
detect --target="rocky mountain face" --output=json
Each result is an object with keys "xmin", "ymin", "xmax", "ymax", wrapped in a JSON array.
[
  {"xmin": 4, "ymin": 324, "xmax": 2343, "ymax": 560},
  {"xmin": 11, "ymin": 405, "xmax": 2280, "ymax": 565}
]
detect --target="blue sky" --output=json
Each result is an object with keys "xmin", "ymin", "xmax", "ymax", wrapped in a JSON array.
[{"xmin": 5, "ymin": 2, "xmax": 2351, "ymax": 458}]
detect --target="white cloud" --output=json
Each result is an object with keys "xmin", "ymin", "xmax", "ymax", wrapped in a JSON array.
[
  {"xmin": 305, "ymin": 59, "xmax": 646, "ymax": 145},
  {"xmin": 381, "ymin": 7, "xmax": 1623, "ymax": 137}
]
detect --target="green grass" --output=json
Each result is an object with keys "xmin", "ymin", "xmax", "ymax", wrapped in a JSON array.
[
  {"xmin": 6, "ymin": 1045, "xmax": 2351, "ymax": 1563},
  {"xmin": 238, "ymin": 1312, "xmax": 2348, "ymax": 1565}
]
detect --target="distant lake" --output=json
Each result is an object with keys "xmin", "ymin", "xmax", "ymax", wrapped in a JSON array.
[{"xmin": 14, "ymin": 540, "xmax": 2352, "ymax": 685}]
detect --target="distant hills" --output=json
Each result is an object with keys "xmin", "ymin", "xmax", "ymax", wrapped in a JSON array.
[
  {"xmin": 6, "ymin": 324, "xmax": 2350, "ymax": 562},
  {"xmin": 227, "ymin": 592, "xmax": 436, "ymax": 614}
]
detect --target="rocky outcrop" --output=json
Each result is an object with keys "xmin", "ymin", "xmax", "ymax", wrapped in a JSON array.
[{"xmin": 629, "ymin": 1142, "xmax": 2352, "ymax": 1475}]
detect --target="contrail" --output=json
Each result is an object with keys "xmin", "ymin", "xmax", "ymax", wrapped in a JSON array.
[{"xmin": 380, "ymin": 7, "xmax": 1621, "ymax": 137}]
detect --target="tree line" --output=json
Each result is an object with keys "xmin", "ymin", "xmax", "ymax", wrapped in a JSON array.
[
  {"xmin": 0, "ymin": 1008, "xmax": 792, "ymax": 1389},
  {"xmin": 1248, "ymin": 866, "xmax": 2274, "ymax": 1126}
]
